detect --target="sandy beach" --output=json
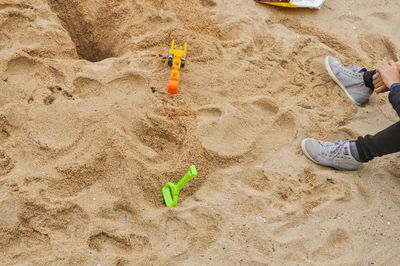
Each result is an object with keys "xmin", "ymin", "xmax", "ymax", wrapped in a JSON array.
[{"xmin": 0, "ymin": 0, "xmax": 399, "ymax": 264}]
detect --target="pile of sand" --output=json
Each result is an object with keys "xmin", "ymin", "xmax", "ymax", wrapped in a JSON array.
[{"xmin": 0, "ymin": 0, "xmax": 399, "ymax": 264}]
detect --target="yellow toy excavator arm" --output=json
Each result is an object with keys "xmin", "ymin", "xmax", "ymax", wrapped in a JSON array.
[
  {"xmin": 170, "ymin": 40, "xmax": 175, "ymax": 54},
  {"xmin": 167, "ymin": 40, "xmax": 187, "ymax": 94},
  {"xmin": 183, "ymin": 42, "xmax": 187, "ymax": 56}
]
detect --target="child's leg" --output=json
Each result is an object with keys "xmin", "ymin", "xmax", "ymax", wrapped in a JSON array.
[
  {"xmin": 355, "ymin": 121, "xmax": 400, "ymax": 162},
  {"xmin": 363, "ymin": 69, "xmax": 376, "ymax": 90}
]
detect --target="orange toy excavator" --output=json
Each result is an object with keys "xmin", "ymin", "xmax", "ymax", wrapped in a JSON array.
[{"xmin": 167, "ymin": 40, "xmax": 187, "ymax": 94}]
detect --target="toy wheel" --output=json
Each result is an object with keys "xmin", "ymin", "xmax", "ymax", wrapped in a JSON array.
[
  {"xmin": 181, "ymin": 56, "xmax": 186, "ymax": 68},
  {"xmin": 168, "ymin": 53, "xmax": 173, "ymax": 66}
]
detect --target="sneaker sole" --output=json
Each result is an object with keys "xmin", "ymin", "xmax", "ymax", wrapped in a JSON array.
[
  {"xmin": 301, "ymin": 138, "xmax": 322, "ymax": 165},
  {"xmin": 324, "ymin": 56, "xmax": 361, "ymax": 106}
]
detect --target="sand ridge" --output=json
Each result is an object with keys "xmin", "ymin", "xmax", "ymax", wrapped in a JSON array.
[{"xmin": 0, "ymin": 0, "xmax": 399, "ymax": 265}]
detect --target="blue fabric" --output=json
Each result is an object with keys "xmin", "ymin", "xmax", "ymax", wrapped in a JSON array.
[
  {"xmin": 389, "ymin": 84, "xmax": 400, "ymax": 117},
  {"xmin": 390, "ymin": 83, "xmax": 400, "ymax": 91}
]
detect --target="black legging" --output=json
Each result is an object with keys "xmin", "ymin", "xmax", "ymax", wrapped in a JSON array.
[
  {"xmin": 356, "ymin": 71, "xmax": 400, "ymax": 162},
  {"xmin": 356, "ymin": 121, "xmax": 400, "ymax": 162}
]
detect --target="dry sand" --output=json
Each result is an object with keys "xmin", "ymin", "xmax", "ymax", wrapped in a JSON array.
[{"xmin": 0, "ymin": 0, "xmax": 399, "ymax": 265}]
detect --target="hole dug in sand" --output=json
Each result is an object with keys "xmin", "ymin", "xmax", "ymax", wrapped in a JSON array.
[{"xmin": 47, "ymin": 0, "xmax": 118, "ymax": 62}]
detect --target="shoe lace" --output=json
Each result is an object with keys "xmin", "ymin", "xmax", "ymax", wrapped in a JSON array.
[
  {"xmin": 349, "ymin": 64, "xmax": 367, "ymax": 74},
  {"xmin": 319, "ymin": 140, "xmax": 345, "ymax": 158}
]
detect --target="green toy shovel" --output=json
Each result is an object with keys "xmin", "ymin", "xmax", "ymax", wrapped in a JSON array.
[{"xmin": 162, "ymin": 165, "xmax": 197, "ymax": 207}]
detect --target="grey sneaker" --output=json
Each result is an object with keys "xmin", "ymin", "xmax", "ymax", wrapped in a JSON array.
[
  {"xmin": 301, "ymin": 138, "xmax": 361, "ymax": 170},
  {"xmin": 325, "ymin": 56, "xmax": 372, "ymax": 105}
]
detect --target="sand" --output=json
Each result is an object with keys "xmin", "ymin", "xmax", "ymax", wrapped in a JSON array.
[{"xmin": 0, "ymin": 0, "xmax": 399, "ymax": 265}]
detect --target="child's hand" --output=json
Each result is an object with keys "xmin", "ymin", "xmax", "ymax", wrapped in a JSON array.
[
  {"xmin": 373, "ymin": 72, "xmax": 388, "ymax": 93},
  {"xmin": 377, "ymin": 61, "xmax": 400, "ymax": 89}
]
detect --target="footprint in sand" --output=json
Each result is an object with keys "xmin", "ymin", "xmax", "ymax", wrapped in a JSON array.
[
  {"xmin": 358, "ymin": 33, "xmax": 398, "ymax": 63},
  {"xmin": 5, "ymin": 56, "xmax": 43, "ymax": 75},
  {"xmin": 197, "ymin": 104, "xmax": 255, "ymax": 157},
  {"xmin": 72, "ymin": 76, "xmax": 102, "ymax": 98},
  {"xmin": 26, "ymin": 104, "xmax": 82, "ymax": 150},
  {"xmin": 72, "ymin": 73, "xmax": 147, "ymax": 99},
  {"xmin": 4, "ymin": 56, "xmax": 54, "ymax": 86},
  {"xmin": 105, "ymin": 73, "xmax": 148, "ymax": 97},
  {"xmin": 196, "ymin": 96, "xmax": 285, "ymax": 157}
]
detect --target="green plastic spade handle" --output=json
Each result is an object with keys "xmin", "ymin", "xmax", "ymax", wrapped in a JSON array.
[
  {"xmin": 162, "ymin": 182, "xmax": 178, "ymax": 207},
  {"xmin": 162, "ymin": 165, "xmax": 197, "ymax": 207},
  {"xmin": 176, "ymin": 165, "xmax": 197, "ymax": 192}
]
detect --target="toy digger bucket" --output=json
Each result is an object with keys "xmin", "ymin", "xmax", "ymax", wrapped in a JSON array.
[
  {"xmin": 162, "ymin": 165, "xmax": 197, "ymax": 207},
  {"xmin": 168, "ymin": 79, "xmax": 179, "ymax": 94},
  {"xmin": 168, "ymin": 68, "xmax": 180, "ymax": 94}
]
